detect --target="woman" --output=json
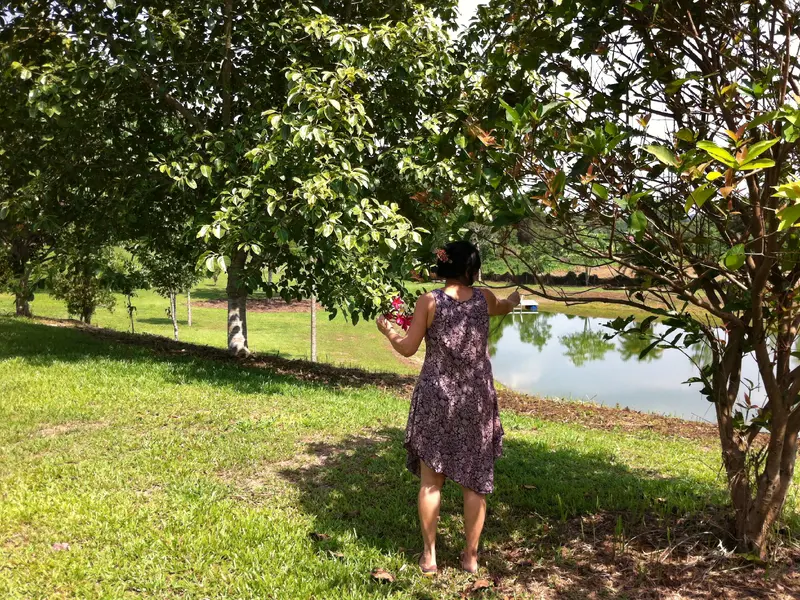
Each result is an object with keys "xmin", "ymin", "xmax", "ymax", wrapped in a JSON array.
[{"xmin": 376, "ymin": 241, "xmax": 520, "ymax": 575}]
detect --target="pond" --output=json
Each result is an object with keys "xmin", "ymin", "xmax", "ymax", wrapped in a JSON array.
[{"xmin": 489, "ymin": 312, "xmax": 766, "ymax": 422}]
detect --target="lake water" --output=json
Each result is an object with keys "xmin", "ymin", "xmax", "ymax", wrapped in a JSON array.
[{"xmin": 489, "ymin": 312, "xmax": 766, "ymax": 422}]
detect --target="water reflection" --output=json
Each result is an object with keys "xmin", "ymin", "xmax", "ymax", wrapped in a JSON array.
[{"xmin": 488, "ymin": 312, "xmax": 763, "ymax": 422}]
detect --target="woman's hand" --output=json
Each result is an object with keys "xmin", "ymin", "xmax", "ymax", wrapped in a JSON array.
[
  {"xmin": 376, "ymin": 315, "xmax": 394, "ymax": 337},
  {"xmin": 508, "ymin": 291, "xmax": 521, "ymax": 307}
]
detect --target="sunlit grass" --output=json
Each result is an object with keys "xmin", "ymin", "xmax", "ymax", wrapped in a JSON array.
[{"xmin": 1, "ymin": 316, "xmax": 797, "ymax": 598}]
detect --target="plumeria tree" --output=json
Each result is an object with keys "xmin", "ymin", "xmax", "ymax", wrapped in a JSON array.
[{"xmin": 457, "ymin": 0, "xmax": 800, "ymax": 557}]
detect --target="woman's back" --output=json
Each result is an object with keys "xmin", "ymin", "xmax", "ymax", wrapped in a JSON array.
[{"xmin": 406, "ymin": 286, "xmax": 502, "ymax": 495}]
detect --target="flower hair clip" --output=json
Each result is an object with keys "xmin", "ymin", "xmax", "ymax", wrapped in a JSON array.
[{"xmin": 435, "ymin": 248, "xmax": 451, "ymax": 263}]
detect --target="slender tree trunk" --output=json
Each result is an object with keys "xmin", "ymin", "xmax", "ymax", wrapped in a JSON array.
[
  {"xmin": 226, "ymin": 251, "xmax": 249, "ymax": 356},
  {"xmin": 170, "ymin": 292, "xmax": 179, "ymax": 341},
  {"xmin": 268, "ymin": 268, "xmax": 273, "ymax": 285},
  {"xmin": 127, "ymin": 295, "xmax": 136, "ymax": 334},
  {"xmin": 187, "ymin": 290, "xmax": 192, "ymax": 327},
  {"xmin": 310, "ymin": 293, "xmax": 317, "ymax": 362}
]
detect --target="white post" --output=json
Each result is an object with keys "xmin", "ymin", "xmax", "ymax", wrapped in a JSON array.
[{"xmin": 310, "ymin": 293, "xmax": 317, "ymax": 363}]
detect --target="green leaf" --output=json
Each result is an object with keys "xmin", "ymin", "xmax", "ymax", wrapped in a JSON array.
[
  {"xmin": 185, "ymin": 177, "xmax": 197, "ymax": 190},
  {"xmin": 738, "ymin": 158, "xmax": 775, "ymax": 171},
  {"xmin": 591, "ymin": 183, "xmax": 608, "ymax": 200},
  {"xmin": 629, "ymin": 210, "xmax": 647, "ymax": 241},
  {"xmin": 742, "ymin": 138, "xmax": 778, "ymax": 163},
  {"xmin": 643, "ymin": 145, "xmax": 680, "ymax": 168},
  {"xmin": 720, "ymin": 244, "xmax": 746, "ymax": 271},
  {"xmin": 684, "ymin": 184, "xmax": 716, "ymax": 214},
  {"xmin": 20, "ymin": 69, "xmax": 32, "ymax": 80},
  {"xmin": 697, "ymin": 141, "xmax": 736, "ymax": 167},
  {"xmin": 0, "ymin": 206, "xmax": 8, "ymax": 220},
  {"xmin": 777, "ymin": 204, "xmax": 800, "ymax": 232},
  {"xmin": 205, "ymin": 256, "xmax": 216, "ymax": 272},
  {"xmin": 498, "ymin": 99, "xmax": 520, "ymax": 125},
  {"xmin": 106, "ymin": 0, "xmax": 117, "ymax": 8},
  {"xmin": 329, "ymin": 98, "xmax": 341, "ymax": 111},
  {"xmin": 705, "ymin": 171, "xmax": 723, "ymax": 181},
  {"xmin": 675, "ymin": 128, "xmax": 696, "ymax": 143},
  {"xmin": 200, "ymin": 165, "xmax": 212, "ymax": 179}
]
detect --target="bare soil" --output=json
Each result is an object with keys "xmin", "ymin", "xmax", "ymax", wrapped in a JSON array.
[{"xmin": 195, "ymin": 297, "xmax": 315, "ymax": 313}]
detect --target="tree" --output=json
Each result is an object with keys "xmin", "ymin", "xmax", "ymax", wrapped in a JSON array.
[
  {"xmin": 459, "ymin": 0, "xmax": 800, "ymax": 557},
  {"xmin": 14, "ymin": 1, "xmax": 459, "ymax": 355},
  {"xmin": 1, "ymin": 6, "xmax": 169, "ymax": 317},
  {"xmin": 50, "ymin": 248, "xmax": 116, "ymax": 324}
]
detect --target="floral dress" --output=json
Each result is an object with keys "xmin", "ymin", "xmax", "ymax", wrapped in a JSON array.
[{"xmin": 404, "ymin": 288, "xmax": 504, "ymax": 494}]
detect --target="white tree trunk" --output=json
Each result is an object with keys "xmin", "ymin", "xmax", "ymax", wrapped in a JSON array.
[
  {"xmin": 170, "ymin": 292, "xmax": 179, "ymax": 341},
  {"xmin": 226, "ymin": 251, "xmax": 249, "ymax": 356},
  {"xmin": 310, "ymin": 294, "xmax": 317, "ymax": 363},
  {"xmin": 187, "ymin": 290, "xmax": 192, "ymax": 327}
]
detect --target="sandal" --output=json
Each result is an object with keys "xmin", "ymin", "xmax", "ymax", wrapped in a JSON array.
[{"xmin": 418, "ymin": 560, "xmax": 438, "ymax": 577}]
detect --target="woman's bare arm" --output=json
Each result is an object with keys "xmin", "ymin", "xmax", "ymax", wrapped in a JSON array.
[
  {"xmin": 377, "ymin": 293, "xmax": 435, "ymax": 357},
  {"xmin": 479, "ymin": 288, "xmax": 520, "ymax": 317}
]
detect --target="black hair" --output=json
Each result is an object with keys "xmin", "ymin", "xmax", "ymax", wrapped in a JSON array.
[{"xmin": 435, "ymin": 241, "xmax": 481, "ymax": 286}]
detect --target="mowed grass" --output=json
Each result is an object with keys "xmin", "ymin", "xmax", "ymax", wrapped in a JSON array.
[
  {"xmin": 2, "ymin": 316, "xmax": 798, "ymax": 598},
  {"xmin": 0, "ymin": 277, "xmax": 422, "ymax": 374}
]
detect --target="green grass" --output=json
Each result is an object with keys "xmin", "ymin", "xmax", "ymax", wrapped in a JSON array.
[
  {"xmin": 0, "ymin": 277, "xmax": 419, "ymax": 374},
  {"xmin": 1, "ymin": 316, "xmax": 797, "ymax": 598}
]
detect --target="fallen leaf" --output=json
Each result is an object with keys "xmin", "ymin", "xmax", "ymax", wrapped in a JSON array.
[
  {"xmin": 371, "ymin": 567, "xmax": 395, "ymax": 583},
  {"xmin": 518, "ymin": 559, "xmax": 533, "ymax": 567},
  {"xmin": 309, "ymin": 532, "xmax": 330, "ymax": 541},
  {"xmin": 329, "ymin": 551, "xmax": 345, "ymax": 559},
  {"xmin": 51, "ymin": 542, "xmax": 70, "ymax": 551},
  {"xmin": 472, "ymin": 578, "xmax": 492, "ymax": 592},
  {"xmin": 522, "ymin": 484, "xmax": 536, "ymax": 490}
]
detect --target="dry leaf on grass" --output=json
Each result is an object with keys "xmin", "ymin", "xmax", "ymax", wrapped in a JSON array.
[
  {"xmin": 371, "ymin": 567, "xmax": 395, "ymax": 583},
  {"xmin": 309, "ymin": 532, "xmax": 330, "ymax": 541},
  {"xmin": 471, "ymin": 578, "xmax": 492, "ymax": 592},
  {"xmin": 51, "ymin": 542, "xmax": 70, "ymax": 551}
]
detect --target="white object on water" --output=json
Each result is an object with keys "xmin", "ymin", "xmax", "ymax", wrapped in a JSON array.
[{"xmin": 513, "ymin": 298, "xmax": 538, "ymax": 313}]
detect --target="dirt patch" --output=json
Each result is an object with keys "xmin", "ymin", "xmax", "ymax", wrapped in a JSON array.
[
  {"xmin": 483, "ymin": 510, "xmax": 800, "ymax": 599},
  {"xmin": 195, "ymin": 297, "xmax": 316, "ymax": 313},
  {"xmin": 35, "ymin": 421, "xmax": 106, "ymax": 438}
]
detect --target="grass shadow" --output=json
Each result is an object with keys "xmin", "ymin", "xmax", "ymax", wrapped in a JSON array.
[
  {"xmin": 277, "ymin": 426, "xmax": 724, "ymax": 564},
  {"xmin": 0, "ymin": 317, "xmax": 416, "ymax": 398}
]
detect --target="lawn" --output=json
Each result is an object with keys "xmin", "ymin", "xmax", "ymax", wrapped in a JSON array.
[
  {"xmin": 1, "ymin": 316, "xmax": 797, "ymax": 598},
  {"xmin": 0, "ymin": 277, "xmax": 422, "ymax": 374}
]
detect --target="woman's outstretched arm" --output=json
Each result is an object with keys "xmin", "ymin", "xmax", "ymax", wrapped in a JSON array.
[
  {"xmin": 479, "ymin": 288, "xmax": 521, "ymax": 317},
  {"xmin": 376, "ymin": 293, "xmax": 435, "ymax": 357}
]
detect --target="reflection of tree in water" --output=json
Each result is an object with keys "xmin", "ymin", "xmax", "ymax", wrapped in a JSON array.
[
  {"xmin": 617, "ymin": 329, "xmax": 665, "ymax": 362},
  {"xmin": 559, "ymin": 317, "xmax": 615, "ymax": 367},
  {"xmin": 488, "ymin": 312, "xmax": 554, "ymax": 356}
]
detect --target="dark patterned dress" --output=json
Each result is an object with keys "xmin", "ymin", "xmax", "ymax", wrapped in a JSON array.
[{"xmin": 404, "ymin": 288, "xmax": 504, "ymax": 494}]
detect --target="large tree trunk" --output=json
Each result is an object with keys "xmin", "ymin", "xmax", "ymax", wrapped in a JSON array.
[
  {"xmin": 226, "ymin": 251, "xmax": 249, "ymax": 356},
  {"xmin": 14, "ymin": 269, "xmax": 32, "ymax": 317},
  {"xmin": 714, "ymin": 324, "xmax": 800, "ymax": 559},
  {"xmin": 170, "ymin": 292, "xmax": 179, "ymax": 341},
  {"xmin": 310, "ymin": 293, "xmax": 317, "ymax": 362}
]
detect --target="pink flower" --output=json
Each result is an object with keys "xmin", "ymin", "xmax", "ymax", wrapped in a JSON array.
[
  {"xmin": 435, "ymin": 248, "xmax": 451, "ymax": 263},
  {"xmin": 396, "ymin": 315, "xmax": 412, "ymax": 330},
  {"xmin": 391, "ymin": 296, "xmax": 405, "ymax": 310}
]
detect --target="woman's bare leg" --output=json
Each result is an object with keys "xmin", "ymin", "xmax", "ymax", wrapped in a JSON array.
[
  {"xmin": 460, "ymin": 486, "xmax": 486, "ymax": 572},
  {"xmin": 418, "ymin": 461, "xmax": 445, "ymax": 569}
]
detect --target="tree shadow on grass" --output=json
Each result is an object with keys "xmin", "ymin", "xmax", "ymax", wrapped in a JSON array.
[
  {"xmin": 0, "ymin": 317, "xmax": 416, "ymax": 397},
  {"xmin": 271, "ymin": 427, "xmax": 780, "ymax": 597}
]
